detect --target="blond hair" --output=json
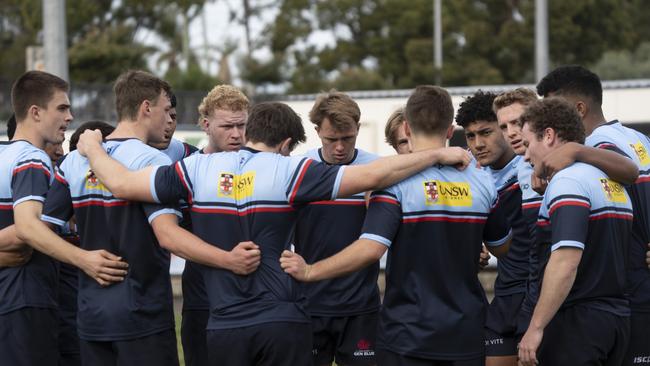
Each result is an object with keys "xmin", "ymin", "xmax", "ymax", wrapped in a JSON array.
[
  {"xmin": 492, "ymin": 87, "xmax": 538, "ymax": 113},
  {"xmin": 197, "ymin": 85, "xmax": 249, "ymax": 120}
]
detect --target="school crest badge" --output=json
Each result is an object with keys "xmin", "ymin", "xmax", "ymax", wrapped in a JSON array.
[{"xmin": 219, "ymin": 173, "xmax": 234, "ymax": 196}]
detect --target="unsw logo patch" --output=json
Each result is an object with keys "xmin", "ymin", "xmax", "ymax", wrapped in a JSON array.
[
  {"xmin": 599, "ymin": 178, "xmax": 627, "ymax": 203},
  {"xmin": 630, "ymin": 141, "xmax": 650, "ymax": 166},
  {"xmin": 84, "ymin": 169, "xmax": 109, "ymax": 192},
  {"xmin": 423, "ymin": 180, "xmax": 472, "ymax": 206},
  {"xmin": 218, "ymin": 171, "xmax": 255, "ymax": 199}
]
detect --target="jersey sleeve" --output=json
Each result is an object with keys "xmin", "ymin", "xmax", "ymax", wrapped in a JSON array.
[
  {"xmin": 41, "ymin": 164, "xmax": 74, "ymax": 227},
  {"xmin": 483, "ymin": 191, "xmax": 513, "ymax": 247},
  {"xmin": 287, "ymin": 158, "xmax": 345, "ymax": 205},
  {"xmin": 545, "ymin": 176, "xmax": 591, "ymax": 251},
  {"xmin": 152, "ymin": 158, "xmax": 194, "ymax": 205},
  {"xmin": 133, "ymin": 147, "xmax": 181, "ymax": 222},
  {"xmin": 11, "ymin": 149, "xmax": 53, "ymax": 207},
  {"xmin": 585, "ymin": 132, "xmax": 631, "ymax": 158},
  {"xmin": 359, "ymin": 188, "xmax": 402, "ymax": 248}
]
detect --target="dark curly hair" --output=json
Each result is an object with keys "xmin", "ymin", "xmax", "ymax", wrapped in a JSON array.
[
  {"xmin": 536, "ymin": 65, "xmax": 602, "ymax": 106},
  {"xmin": 455, "ymin": 90, "xmax": 498, "ymax": 128},
  {"xmin": 520, "ymin": 98, "xmax": 585, "ymax": 144}
]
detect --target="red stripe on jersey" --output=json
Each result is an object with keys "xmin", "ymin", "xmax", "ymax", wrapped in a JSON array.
[
  {"xmin": 596, "ymin": 143, "xmax": 617, "ymax": 150},
  {"xmin": 549, "ymin": 200, "xmax": 590, "ymax": 216},
  {"xmin": 522, "ymin": 202, "xmax": 542, "ymax": 210},
  {"xmin": 504, "ymin": 182, "xmax": 520, "ymax": 192},
  {"xmin": 13, "ymin": 163, "xmax": 51, "ymax": 178},
  {"xmin": 0, "ymin": 204, "xmax": 12, "ymax": 210},
  {"xmin": 370, "ymin": 197, "xmax": 399, "ymax": 205},
  {"xmin": 590, "ymin": 213, "xmax": 634, "ymax": 221},
  {"xmin": 175, "ymin": 162, "xmax": 193, "ymax": 204},
  {"xmin": 402, "ymin": 216, "xmax": 487, "ymax": 224},
  {"xmin": 192, "ymin": 206, "xmax": 294, "ymax": 215},
  {"xmin": 73, "ymin": 200, "xmax": 129, "ymax": 208},
  {"xmin": 289, "ymin": 159, "xmax": 313, "ymax": 205},
  {"xmin": 536, "ymin": 220, "xmax": 550, "ymax": 227},
  {"xmin": 55, "ymin": 172, "xmax": 67, "ymax": 184},
  {"xmin": 309, "ymin": 200, "xmax": 365, "ymax": 206},
  {"xmin": 636, "ymin": 176, "xmax": 650, "ymax": 184},
  {"xmin": 239, "ymin": 206, "xmax": 295, "ymax": 214}
]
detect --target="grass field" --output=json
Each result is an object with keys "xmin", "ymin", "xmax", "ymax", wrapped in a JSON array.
[{"xmin": 175, "ymin": 312, "xmax": 185, "ymax": 366}]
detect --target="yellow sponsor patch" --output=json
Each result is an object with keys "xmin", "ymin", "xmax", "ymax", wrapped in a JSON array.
[
  {"xmin": 84, "ymin": 170, "xmax": 109, "ymax": 192},
  {"xmin": 630, "ymin": 141, "xmax": 650, "ymax": 165},
  {"xmin": 423, "ymin": 180, "xmax": 472, "ymax": 206},
  {"xmin": 599, "ymin": 178, "xmax": 627, "ymax": 203},
  {"xmin": 218, "ymin": 171, "xmax": 255, "ymax": 199}
]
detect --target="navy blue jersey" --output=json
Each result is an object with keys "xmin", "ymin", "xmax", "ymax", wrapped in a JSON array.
[
  {"xmin": 294, "ymin": 148, "xmax": 380, "ymax": 316},
  {"xmin": 586, "ymin": 120, "xmax": 650, "ymax": 312},
  {"xmin": 153, "ymin": 147, "xmax": 344, "ymax": 330},
  {"xmin": 161, "ymin": 138, "xmax": 199, "ymax": 162},
  {"xmin": 41, "ymin": 138, "xmax": 180, "ymax": 341},
  {"xmin": 360, "ymin": 164, "xmax": 511, "ymax": 360},
  {"xmin": 0, "ymin": 140, "xmax": 58, "ymax": 315},
  {"xmin": 537, "ymin": 162, "xmax": 632, "ymax": 316},
  {"xmin": 484, "ymin": 155, "xmax": 532, "ymax": 296},
  {"xmin": 517, "ymin": 159, "xmax": 543, "ymax": 316}
]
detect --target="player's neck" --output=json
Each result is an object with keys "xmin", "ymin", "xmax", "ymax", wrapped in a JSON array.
[
  {"xmin": 583, "ymin": 111, "xmax": 607, "ymax": 136},
  {"xmin": 245, "ymin": 141, "xmax": 278, "ymax": 153},
  {"xmin": 410, "ymin": 135, "xmax": 447, "ymax": 152},
  {"xmin": 108, "ymin": 120, "xmax": 150, "ymax": 144},
  {"xmin": 12, "ymin": 122, "xmax": 46, "ymax": 149}
]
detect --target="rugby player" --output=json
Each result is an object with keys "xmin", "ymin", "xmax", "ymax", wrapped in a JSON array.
[
  {"xmin": 518, "ymin": 98, "xmax": 632, "ymax": 365},
  {"xmin": 295, "ymin": 90, "xmax": 379, "ymax": 366},
  {"xmin": 384, "ymin": 107, "xmax": 410, "ymax": 154},
  {"xmin": 282, "ymin": 85, "xmax": 512, "ymax": 366},
  {"xmin": 0, "ymin": 71, "xmax": 126, "ymax": 366},
  {"xmin": 535, "ymin": 65, "xmax": 649, "ymax": 366},
  {"xmin": 75, "ymin": 99, "xmax": 472, "ymax": 365},
  {"xmin": 39, "ymin": 70, "xmax": 259, "ymax": 366},
  {"xmin": 455, "ymin": 91, "xmax": 531, "ymax": 366}
]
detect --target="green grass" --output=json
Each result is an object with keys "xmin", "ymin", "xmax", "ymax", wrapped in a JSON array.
[{"xmin": 175, "ymin": 312, "xmax": 185, "ymax": 366}]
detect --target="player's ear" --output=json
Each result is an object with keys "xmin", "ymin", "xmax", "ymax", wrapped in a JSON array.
[
  {"xmin": 575, "ymin": 101, "xmax": 588, "ymax": 120},
  {"xmin": 445, "ymin": 125, "xmax": 454, "ymax": 140},
  {"xmin": 403, "ymin": 120, "xmax": 412, "ymax": 138},
  {"xmin": 279, "ymin": 137, "xmax": 293, "ymax": 156}
]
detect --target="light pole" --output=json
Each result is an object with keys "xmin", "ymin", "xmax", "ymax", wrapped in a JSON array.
[{"xmin": 42, "ymin": 0, "xmax": 69, "ymax": 81}]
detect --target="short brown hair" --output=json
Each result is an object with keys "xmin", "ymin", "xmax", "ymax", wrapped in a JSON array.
[
  {"xmin": 492, "ymin": 88, "xmax": 538, "ymax": 113},
  {"xmin": 309, "ymin": 90, "xmax": 360, "ymax": 130},
  {"xmin": 520, "ymin": 98, "xmax": 585, "ymax": 144},
  {"xmin": 113, "ymin": 70, "xmax": 171, "ymax": 122},
  {"xmin": 245, "ymin": 102, "xmax": 306, "ymax": 151},
  {"xmin": 197, "ymin": 85, "xmax": 249, "ymax": 120},
  {"xmin": 384, "ymin": 107, "xmax": 405, "ymax": 149},
  {"xmin": 11, "ymin": 71, "xmax": 69, "ymax": 122},
  {"xmin": 405, "ymin": 85, "xmax": 453, "ymax": 135}
]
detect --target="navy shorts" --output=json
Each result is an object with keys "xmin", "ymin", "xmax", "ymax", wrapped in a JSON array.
[
  {"xmin": 484, "ymin": 293, "xmax": 525, "ymax": 356},
  {"xmin": 207, "ymin": 322, "xmax": 312, "ymax": 366},
  {"xmin": 376, "ymin": 348, "xmax": 484, "ymax": 366},
  {"xmin": 538, "ymin": 306, "xmax": 629, "ymax": 366},
  {"xmin": 312, "ymin": 312, "xmax": 378, "ymax": 365},
  {"xmin": 0, "ymin": 307, "xmax": 58, "ymax": 366},
  {"xmin": 623, "ymin": 311, "xmax": 650, "ymax": 365},
  {"xmin": 181, "ymin": 309, "xmax": 209, "ymax": 366},
  {"xmin": 79, "ymin": 329, "xmax": 179, "ymax": 366}
]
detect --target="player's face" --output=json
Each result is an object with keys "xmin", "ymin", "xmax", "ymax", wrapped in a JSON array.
[
  {"xmin": 521, "ymin": 123, "xmax": 548, "ymax": 167},
  {"xmin": 147, "ymin": 92, "xmax": 174, "ymax": 146},
  {"xmin": 40, "ymin": 90, "xmax": 72, "ymax": 145},
  {"xmin": 316, "ymin": 117, "xmax": 359, "ymax": 164},
  {"xmin": 203, "ymin": 109, "xmax": 247, "ymax": 152},
  {"xmin": 496, "ymin": 103, "xmax": 527, "ymax": 155},
  {"xmin": 44, "ymin": 142, "xmax": 64, "ymax": 163},
  {"xmin": 464, "ymin": 120, "xmax": 513, "ymax": 168},
  {"xmin": 393, "ymin": 122, "xmax": 411, "ymax": 155},
  {"xmin": 150, "ymin": 106, "xmax": 177, "ymax": 150}
]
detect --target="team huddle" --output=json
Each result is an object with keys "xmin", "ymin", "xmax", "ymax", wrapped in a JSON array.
[{"xmin": 0, "ymin": 65, "xmax": 648, "ymax": 366}]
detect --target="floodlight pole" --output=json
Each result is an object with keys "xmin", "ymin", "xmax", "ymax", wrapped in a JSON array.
[
  {"xmin": 535, "ymin": 0, "xmax": 549, "ymax": 82},
  {"xmin": 42, "ymin": 0, "xmax": 69, "ymax": 81},
  {"xmin": 434, "ymin": 0, "xmax": 442, "ymax": 85}
]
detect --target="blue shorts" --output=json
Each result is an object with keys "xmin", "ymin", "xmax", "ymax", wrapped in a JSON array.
[
  {"xmin": 79, "ymin": 329, "xmax": 179, "ymax": 366},
  {"xmin": 312, "ymin": 312, "xmax": 378, "ymax": 365},
  {"xmin": 207, "ymin": 322, "xmax": 312, "ymax": 366},
  {"xmin": 0, "ymin": 307, "xmax": 58, "ymax": 366},
  {"xmin": 181, "ymin": 309, "xmax": 209, "ymax": 366},
  {"xmin": 484, "ymin": 292, "xmax": 526, "ymax": 356},
  {"xmin": 623, "ymin": 311, "xmax": 650, "ymax": 365},
  {"xmin": 376, "ymin": 348, "xmax": 484, "ymax": 366}
]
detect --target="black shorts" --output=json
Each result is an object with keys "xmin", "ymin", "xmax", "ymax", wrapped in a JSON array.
[
  {"xmin": 0, "ymin": 307, "xmax": 58, "ymax": 366},
  {"xmin": 181, "ymin": 309, "xmax": 209, "ymax": 366},
  {"xmin": 538, "ymin": 306, "xmax": 629, "ymax": 366},
  {"xmin": 207, "ymin": 322, "xmax": 312, "ymax": 366},
  {"xmin": 376, "ymin": 348, "xmax": 484, "ymax": 366},
  {"xmin": 484, "ymin": 293, "xmax": 525, "ymax": 357},
  {"xmin": 623, "ymin": 311, "xmax": 650, "ymax": 365},
  {"xmin": 79, "ymin": 329, "xmax": 179, "ymax": 366},
  {"xmin": 312, "ymin": 312, "xmax": 378, "ymax": 366}
]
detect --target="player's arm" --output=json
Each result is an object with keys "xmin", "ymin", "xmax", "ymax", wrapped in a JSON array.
[
  {"xmin": 281, "ymin": 238, "xmax": 386, "ymax": 282},
  {"xmin": 0, "ymin": 225, "xmax": 32, "ymax": 267},
  {"xmin": 337, "ymin": 146, "xmax": 471, "ymax": 197},
  {"xmin": 14, "ymin": 201, "xmax": 128, "ymax": 286},
  {"xmin": 151, "ymin": 214, "xmax": 260, "ymax": 275},
  {"xmin": 518, "ymin": 248, "xmax": 581, "ymax": 366},
  {"xmin": 535, "ymin": 142, "xmax": 638, "ymax": 184},
  {"xmin": 76, "ymin": 129, "xmax": 155, "ymax": 202}
]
